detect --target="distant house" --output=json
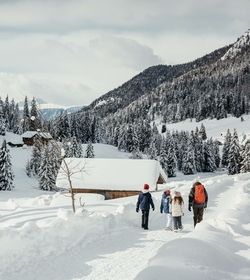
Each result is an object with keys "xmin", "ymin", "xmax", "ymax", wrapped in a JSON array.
[
  {"xmin": 56, "ymin": 158, "xmax": 167, "ymax": 199},
  {"xmin": 21, "ymin": 131, "xmax": 53, "ymax": 146}
]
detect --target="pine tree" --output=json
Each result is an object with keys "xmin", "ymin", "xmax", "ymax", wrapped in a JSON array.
[
  {"xmin": 213, "ymin": 140, "xmax": 221, "ymax": 168},
  {"xmin": 4, "ymin": 96, "xmax": 10, "ymax": 131},
  {"xmin": 38, "ymin": 144, "xmax": 55, "ymax": 191},
  {"xmin": 221, "ymin": 129, "xmax": 231, "ymax": 167},
  {"xmin": 67, "ymin": 136, "xmax": 82, "ymax": 158},
  {"xmin": 13, "ymin": 103, "xmax": 21, "ymax": 134},
  {"xmin": 0, "ymin": 140, "xmax": 14, "ymax": 191},
  {"xmin": 227, "ymin": 129, "xmax": 241, "ymax": 175},
  {"xmin": 85, "ymin": 140, "xmax": 95, "ymax": 158},
  {"xmin": 0, "ymin": 101, "xmax": 6, "ymax": 136},
  {"xmin": 240, "ymin": 139, "xmax": 250, "ymax": 173},
  {"xmin": 166, "ymin": 139, "xmax": 177, "ymax": 177},
  {"xmin": 159, "ymin": 138, "xmax": 168, "ymax": 174},
  {"xmin": 22, "ymin": 96, "xmax": 30, "ymax": 133},
  {"xmin": 129, "ymin": 127, "xmax": 143, "ymax": 159},
  {"xmin": 182, "ymin": 142, "xmax": 196, "ymax": 175},
  {"xmin": 30, "ymin": 97, "xmax": 41, "ymax": 131},
  {"xmin": 148, "ymin": 136, "xmax": 158, "ymax": 160},
  {"xmin": 117, "ymin": 124, "xmax": 126, "ymax": 151},
  {"xmin": 30, "ymin": 138, "xmax": 42, "ymax": 177},
  {"xmin": 203, "ymin": 139, "xmax": 216, "ymax": 172},
  {"xmin": 126, "ymin": 124, "xmax": 134, "ymax": 153},
  {"xmin": 199, "ymin": 123, "xmax": 207, "ymax": 140}
]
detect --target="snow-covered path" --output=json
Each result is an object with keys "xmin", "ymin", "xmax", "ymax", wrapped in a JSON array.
[{"xmin": 1, "ymin": 171, "xmax": 250, "ymax": 280}]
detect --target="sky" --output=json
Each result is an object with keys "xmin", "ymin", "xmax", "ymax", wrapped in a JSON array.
[
  {"xmin": 0, "ymin": 0, "xmax": 250, "ymax": 107},
  {"xmin": 1, "ymin": 114, "xmax": 250, "ymax": 279}
]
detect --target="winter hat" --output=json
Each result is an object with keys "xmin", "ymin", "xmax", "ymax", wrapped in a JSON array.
[
  {"xmin": 144, "ymin": 184, "xmax": 150, "ymax": 190},
  {"xmin": 193, "ymin": 177, "xmax": 200, "ymax": 184},
  {"xmin": 174, "ymin": 191, "xmax": 181, "ymax": 197},
  {"xmin": 164, "ymin": 189, "xmax": 170, "ymax": 194}
]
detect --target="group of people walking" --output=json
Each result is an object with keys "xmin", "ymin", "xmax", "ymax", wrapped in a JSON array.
[{"xmin": 136, "ymin": 178, "xmax": 208, "ymax": 231}]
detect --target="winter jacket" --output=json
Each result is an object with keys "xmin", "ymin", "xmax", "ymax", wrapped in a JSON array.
[
  {"xmin": 160, "ymin": 194, "xmax": 171, "ymax": 214},
  {"xmin": 136, "ymin": 191, "xmax": 155, "ymax": 211},
  {"xmin": 170, "ymin": 198, "xmax": 184, "ymax": 217},
  {"xmin": 188, "ymin": 182, "xmax": 208, "ymax": 209}
]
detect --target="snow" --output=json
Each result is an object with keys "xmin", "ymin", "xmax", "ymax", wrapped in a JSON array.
[
  {"xmin": 1, "ymin": 115, "xmax": 250, "ymax": 280},
  {"xmin": 221, "ymin": 28, "xmax": 250, "ymax": 61}
]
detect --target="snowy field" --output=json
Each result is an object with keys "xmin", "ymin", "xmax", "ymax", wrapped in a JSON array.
[{"xmin": 0, "ymin": 115, "xmax": 250, "ymax": 280}]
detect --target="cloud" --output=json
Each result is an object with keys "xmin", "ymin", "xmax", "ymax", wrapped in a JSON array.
[
  {"xmin": 0, "ymin": 0, "xmax": 249, "ymax": 106},
  {"xmin": 90, "ymin": 36, "xmax": 164, "ymax": 71}
]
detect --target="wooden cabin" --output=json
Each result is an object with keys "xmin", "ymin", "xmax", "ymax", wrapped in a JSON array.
[
  {"xmin": 56, "ymin": 158, "xmax": 167, "ymax": 199},
  {"xmin": 21, "ymin": 131, "xmax": 53, "ymax": 146}
]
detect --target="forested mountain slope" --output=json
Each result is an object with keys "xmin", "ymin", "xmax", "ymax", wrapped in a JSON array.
[{"xmin": 82, "ymin": 45, "xmax": 232, "ymax": 118}]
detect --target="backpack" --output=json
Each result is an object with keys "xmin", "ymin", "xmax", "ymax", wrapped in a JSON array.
[{"xmin": 194, "ymin": 184, "xmax": 205, "ymax": 203}]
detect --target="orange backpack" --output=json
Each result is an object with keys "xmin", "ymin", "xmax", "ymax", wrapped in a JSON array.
[{"xmin": 194, "ymin": 184, "xmax": 205, "ymax": 203}]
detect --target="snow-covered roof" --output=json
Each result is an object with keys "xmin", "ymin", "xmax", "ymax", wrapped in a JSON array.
[
  {"xmin": 21, "ymin": 131, "xmax": 38, "ymax": 138},
  {"xmin": 56, "ymin": 158, "xmax": 167, "ymax": 191},
  {"xmin": 21, "ymin": 131, "xmax": 52, "ymax": 139}
]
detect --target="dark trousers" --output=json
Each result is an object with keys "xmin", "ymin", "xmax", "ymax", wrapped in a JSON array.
[
  {"xmin": 173, "ymin": 216, "xmax": 182, "ymax": 230},
  {"xmin": 141, "ymin": 210, "xmax": 149, "ymax": 229},
  {"xmin": 193, "ymin": 207, "xmax": 204, "ymax": 227}
]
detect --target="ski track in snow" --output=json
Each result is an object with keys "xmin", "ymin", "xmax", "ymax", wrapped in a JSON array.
[{"xmin": 80, "ymin": 228, "xmax": 183, "ymax": 280}]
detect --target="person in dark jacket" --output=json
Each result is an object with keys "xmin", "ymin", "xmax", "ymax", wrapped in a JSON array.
[
  {"xmin": 188, "ymin": 177, "xmax": 208, "ymax": 227},
  {"xmin": 160, "ymin": 189, "xmax": 173, "ymax": 230},
  {"xmin": 136, "ymin": 183, "xmax": 155, "ymax": 230}
]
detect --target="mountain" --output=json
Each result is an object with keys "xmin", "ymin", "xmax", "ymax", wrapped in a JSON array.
[
  {"xmin": 82, "ymin": 44, "xmax": 232, "ymax": 118},
  {"xmin": 39, "ymin": 104, "xmax": 85, "ymax": 120},
  {"xmin": 78, "ymin": 28, "xmax": 250, "ymax": 128},
  {"xmin": 19, "ymin": 100, "xmax": 85, "ymax": 120}
]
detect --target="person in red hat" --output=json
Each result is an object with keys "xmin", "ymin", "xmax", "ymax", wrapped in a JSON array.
[{"xmin": 136, "ymin": 184, "xmax": 155, "ymax": 230}]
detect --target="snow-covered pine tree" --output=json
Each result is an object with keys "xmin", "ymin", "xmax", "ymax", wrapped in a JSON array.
[
  {"xmin": 67, "ymin": 136, "xmax": 82, "ymax": 158},
  {"xmin": 80, "ymin": 113, "xmax": 91, "ymax": 143},
  {"xmin": 13, "ymin": 103, "xmax": 21, "ymax": 134},
  {"xmin": 227, "ymin": 129, "xmax": 241, "ymax": 175},
  {"xmin": 213, "ymin": 140, "xmax": 221, "ymax": 169},
  {"xmin": 148, "ymin": 136, "xmax": 158, "ymax": 160},
  {"xmin": 199, "ymin": 123, "xmax": 207, "ymax": 140},
  {"xmin": 159, "ymin": 138, "xmax": 168, "ymax": 174},
  {"xmin": 166, "ymin": 138, "xmax": 177, "ymax": 177},
  {"xmin": 30, "ymin": 97, "xmax": 41, "ymax": 131},
  {"xmin": 85, "ymin": 140, "xmax": 95, "ymax": 158},
  {"xmin": 30, "ymin": 138, "xmax": 42, "ymax": 177},
  {"xmin": 126, "ymin": 124, "xmax": 134, "ymax": 153},
  {"xmin": 0, "ymin": 101, "xmax": 6, "ymax": 136},
  {"xmin": 129, "ymin": 127, "xmax": 143, "ymax": 159},
  {"xmin": 57, "ymin": 112, "xmax": 70, "ymax": 141},
  {"xmin": 38, "ymin": 144, "xmax": 55, "ymax": 191},
  {"xmin": 240, "ymin": 139, "xmax": 250, "ymax": 173},
  {"xmin": 202, "ymin": 139, "xmax": 216, "ymax": 172},
  {"xmin": 178, "ymin": 130, "xmax": 189, "ymax": 171},
  {"xmin": 4, "ymin": 96, "xmax": 10, "ymax": 131},
  {"xmin": 117, "ymin": 124, "xmax": 126, "ymax": 151},
  {"xmin": 141, "ymin": 117, "xmax": 152, "ymax": 153},
  {"xmin": 182, "ymin": 141, "xmax": 196, "ymax": 175},
  {"xmin": 0, "ymin": 139, "xmax": 14, "ymax": 191},
  {"xmin": 221, "ymin": 129, "xmax": 231, "ymax": 167},
  {"xmin": 22, "ymin": 96, "xmax": 30, "ymax": 133},
  {"xmin": 194, "ymin": 128, "xmax": 203, "ymax": 172}
]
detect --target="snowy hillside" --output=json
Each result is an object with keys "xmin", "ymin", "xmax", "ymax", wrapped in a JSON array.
[
  {"xmin": 221, "ymin": 28, "xmax": 250, "ymax": 60},
  {"xmin": 0, "ymin": 115, "xmax": 250, "ymax": 280}
]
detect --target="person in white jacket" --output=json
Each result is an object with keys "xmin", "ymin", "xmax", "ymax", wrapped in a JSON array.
[{"xmin": 170, "ymin": 191, "xmax": 184, "ymax": 232}]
